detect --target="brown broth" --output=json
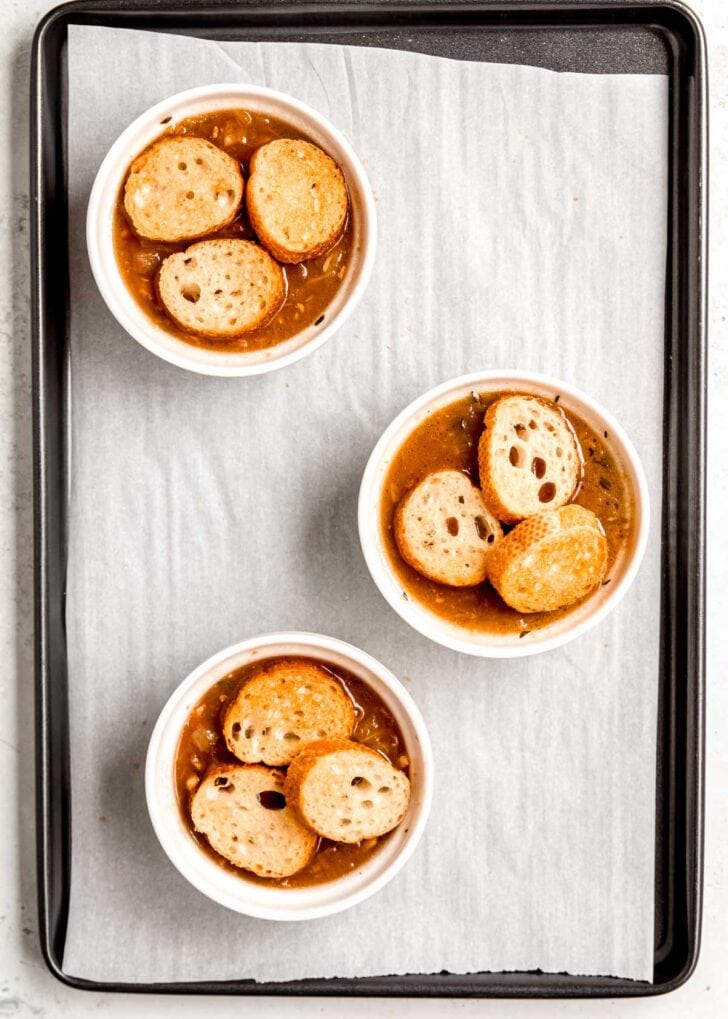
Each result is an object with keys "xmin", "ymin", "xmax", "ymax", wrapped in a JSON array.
[
  {"xmin": 114, "ymin": 108, "xmax": 353, "ymax": 352},
  {"xmin": 174, "ymin": 656, "xmax": 409, "ymax": 888},
  {"xmin": 380, "ymin": 391, "xmax": 634, "ymax": 636}
]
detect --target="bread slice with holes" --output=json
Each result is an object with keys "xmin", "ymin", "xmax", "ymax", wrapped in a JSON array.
[
  {"xmin": 478, "ymin": 396, "xmax": 582, "ymax": 524},
  {"xmin": 246, "ymin": 139, "xmax": 348, "ymax": 263},
  {"xmin": 223, "ymin": 658, "xmax": 355, "ymax": 767},
  {"xmin": 157, "ymin": 238, "xmax": 285, "ymax": 338},
  {"xmin": 123, "ymin": 136, "xmax": 244, "ymax": 243},
  {"xmin": 487, "ymin": 504, "xmax": 608, "ymax": 613},
  {"xmin": 394, "ymin": 470, "xmax": 502, "ymax": 587},
  {"xmin": 190, "ymin": 763, "xmax": 317, "ymax": 879},
  {"xmin": 284, "ymin": 739, "xmax": 410, "ymax": 844}
]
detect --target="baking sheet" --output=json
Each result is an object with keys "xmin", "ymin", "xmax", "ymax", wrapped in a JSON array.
[{"xmin": 63, "ymin": 24, "xmax": 667, "ymax": 985}]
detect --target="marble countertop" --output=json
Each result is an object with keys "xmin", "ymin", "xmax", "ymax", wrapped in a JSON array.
[{"xmin": 1, "ymin": 1, "xmax": 725, "ymax": 1015}]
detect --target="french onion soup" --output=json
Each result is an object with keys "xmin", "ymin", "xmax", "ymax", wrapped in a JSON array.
[
  {"xmin": 175, "ymin": 656, "xmax": 411, "ymax": 887},
  {"xmin": 114, "ymin": 108, "xmax": 353, "ymax": 352},
  {"xmin": 381, "ymin": 391, "xmax": 635, "ymax": 637}
]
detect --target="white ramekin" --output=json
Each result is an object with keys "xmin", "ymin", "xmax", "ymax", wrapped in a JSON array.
[
  {"xmin": 145, "ymin": 632, "xmax": 432, "ymax": 920},
  {"xmin": 358, "ymin": 371, "xmax": 650, "ymax": 659},
  {"xmin": 87, "ymin": 84, "xmax": 377, "ymax": 376}
]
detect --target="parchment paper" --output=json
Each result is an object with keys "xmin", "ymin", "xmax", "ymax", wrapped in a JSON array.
[{"xmin": 63, "ymin": 24, "xmax": 667, "ymax": 985}]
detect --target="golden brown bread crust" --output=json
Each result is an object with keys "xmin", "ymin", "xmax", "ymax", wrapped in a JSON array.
[
  {"xmin": 190, "ymin": 762, "xmax": 317, "ymax": 878},
  {"xmin": 394, "ymin": 470, "xmax": 502, "ymax": 587},
  {"xmin": 157, "ymin": 238, "xmax": 285, "ymax": 339},
  {"xmin": 487, "ymin": 504, "xmax": 608, "ymax": 613},
  {"xmin": 478, "ymin": 396, "xmax": 581, "ymax": 524},
  {"xmin": 222, "ymin": 660, "xmax": 355, "ymax": 767},
  {"xmin": 246, "ymin": 139, "xmax": 348, "ymax": 263},
  {"xmin": 123, "ymin": 136, "xmax": 244, "ymax": 243},
  {"xmin": 284, "ymin": 739, "xmax": 410, "ymax": 844}
]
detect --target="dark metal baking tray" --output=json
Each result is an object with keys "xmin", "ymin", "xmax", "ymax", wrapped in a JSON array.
[{"xmin": 30, "ymin": 0, "xmax": 707, "ymax": 998}]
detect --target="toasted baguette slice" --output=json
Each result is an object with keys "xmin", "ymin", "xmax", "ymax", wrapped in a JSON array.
[
  {"xmin": 190, "ymin": 763, "xmax": 317, "ymax": 879},
  {"xmin": 487, "ymin": 504, "xmax": 608, "ymax": 613},
  {"xmin": 394, "ymin": 470, "xmax": 502, "ymax": 587},
  {"xmin": 223, "ymin": 658, "xmax": 355, "ymax": 767},
  {"xmin": 285, "ymin": 739, "xmax": 410, "ymax": 844},
  {"xmin": 123, "ymin": 137, "xmax": 243, "ymax": 242},
  {"xmin": 478, "ymin": 396, "xmax": 582, "ymax": 524},
  {"xmin": 157, "ymin": 239, "xmax": 285, "ymax": 338},
  {"xmin": 246, "ymin": 139, "xmax": 348, "ymax": 263}
]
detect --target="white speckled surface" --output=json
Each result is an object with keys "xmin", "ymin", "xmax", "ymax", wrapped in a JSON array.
[{"xmin": 1, "ymin": 0, "xmax": 725, "ymax": 1015}]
